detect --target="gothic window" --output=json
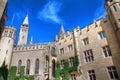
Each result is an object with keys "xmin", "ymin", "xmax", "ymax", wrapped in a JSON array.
[
  {"xmin": 4, "ymin": 31, "xmax": 8, "ymax": 36},
  {"xmin": 9, "ymin": 31, "xmax": 13, "ymax": 37},
  {"xmin": 98, "ymin": 31, "xmax": 106, "ymax": 39},
  {"xmin": 35, "ymin": 59, "xmax": 39, "ymax": 74},
  {"xmin": 61, "ymin": 74, "xmax": 65, "ymax": 80},
  {"xmin": 113, "ymin": 5, "xmax": 117, "ymax": 12},
  {"xmin": 22, "ymin": 36, "xmax": 24, "ymax": 39},
  {"xmin": 6, "ymin": 50, "xmax": 8, "ymax": 54},
  {"xmin": 17, "ymin": 60, "xmax": 22, "ymax": 74},
  {"xmin": 69, "ymin": 57, "xmax": 74, "ymax": 67},
  {"xmin": 88, "ymin": 70, "xmax": 96, "ymax": 80},
  {"xmin": 68, "ymin": 44, "xmax": 73, "ymax": 52},
  {"xmin": 71, "ymin": 74, "xmax": 76, "ymax": 80},
  {"xmin": 118, "ymin": 19, "xmax": 120, "ymax": 22},
  {"xmin": 45, "ymin": 56, "xmax": 49, "ymax": 72},
  {"xmin": 61, "ymin": 60, "xmax": 64, "ymax": 69},
  {"xmin": 52, "ymin": 59, "xmax": 55, "ymax": 77},
  {"xmin": 107, "ymin": 66, "xmax": 119, "ymax": 79},
  {"xmin": 26, "ymin": 59, "xmax": 30, "ymax": 75},
  {"xmin": 84, "ymin": 49, "xmax": 94, "ymax": 62},
  {"xmin": 60, "ymin": 48, "xmax": 64, "ymax": 54},
  {"xmin": 8, "ymin": 40, "xmax": 10, "ymax": 43},
  {"xmin": 102, "ymin": 46, "xmax": 112, "ymax": 57},
  {"xmin": 82, "ymin": 37, "xmax": 89, "ymax": 46}
]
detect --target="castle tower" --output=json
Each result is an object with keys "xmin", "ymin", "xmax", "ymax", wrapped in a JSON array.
[
  {"xmin": 0, "ymin": 26, "xmax": 16, "ymax": 68},
  {"xmin": 105, "ymin": 0, "xmax": 120, "ymax": 77},
  {"xmin": 18, "ymin": 14, "xmax": 29, "ymax": 45},
  {"xmin": 105, "ymin": 0, "xmax": 120, "ymax": 44}
]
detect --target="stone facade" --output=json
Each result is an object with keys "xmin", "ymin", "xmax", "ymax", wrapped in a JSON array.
[{"xmin": 0, "ymin": 0, "xmax": 120, "ymax": 80}]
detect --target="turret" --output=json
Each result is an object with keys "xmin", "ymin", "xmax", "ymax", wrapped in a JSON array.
[
  {"xmin": 18, "ymin": 14, "xmax": 29, "ymax": 45},
  {"xmin": 0, "ymin": 26, "xmax": 16, "ymax": 68},
  {"xmin": 105, "ymin": 0, "xmax": 120, "ymax": 44},
  {"xmin": 60, "ymin": 24, "xmax": 65, "ymax": 34}
]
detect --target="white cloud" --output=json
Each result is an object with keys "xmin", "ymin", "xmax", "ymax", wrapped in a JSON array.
[
  {"xmin": 93, "ymin": 1, "xmax": 106, "ymax": 21},
  {"xmin": 37, "ymin": 0, "xmax": 62, "ymax": 24}
]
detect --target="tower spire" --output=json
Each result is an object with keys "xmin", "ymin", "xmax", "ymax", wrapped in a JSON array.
[
  {"xmin": 23, "ymin": 13, "xmax": 29, "ymax": 24},
  {"xmin": 60, "ymin": 24, "xmax": 65, "ymax": 34}
]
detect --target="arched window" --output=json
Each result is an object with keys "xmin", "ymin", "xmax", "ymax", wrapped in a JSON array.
[
  {"xmin": 26, "ymin": 59, "xmax": 30, "ymax": 75},
  {"xmin": 18, "ymin": 60, "xmax": 22, "ymax": 74},
  {"xmin": 45, "ymin": 55, "xmax": 49, "ymax": 73},
  {"xmin": 35, "ymin": 59, "xmax": 39, "ymax": 74},
  {"xmin": 52, "ymin": 59, "xmax": 55, "ymax": 77}
]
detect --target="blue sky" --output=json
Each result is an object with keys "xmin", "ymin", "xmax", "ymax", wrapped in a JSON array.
[{"xmin": 6, "ymin": 0, "xmax": 106, "ymax": 44}]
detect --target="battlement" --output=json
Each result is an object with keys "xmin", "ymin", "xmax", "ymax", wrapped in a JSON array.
[
  {"xmin": 74, "ymin": 18, "xmax": 104, "ymax": 34},
  {"xmin": 14, "ymin": 42, "xmax": 54, "ymax": 52},
  {"xmin": 56, "ymin": 31, "xmax": 73, "ymax": 42},
  {"xmin": 5, "ymin": 26, "xmax": 17, "ymax": 32},
  {"xmin": 1, "ymin": 26, "xmax": 17, "ymax": 39}
]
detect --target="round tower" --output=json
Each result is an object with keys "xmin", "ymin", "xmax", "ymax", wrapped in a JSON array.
[
  {"xmin": 105, "ymin": 0, "xmax": 120, "ymax": 43},
  {"xmin": 0, "ymin": 26, "xmax": 16, "ymax": 68},
  {"xmin": 105, "ymin": 0, "xmax": 120, "ymax": 77}
]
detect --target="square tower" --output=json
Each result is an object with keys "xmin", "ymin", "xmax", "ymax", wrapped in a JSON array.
[{"xmin": 18, "ymin": 14, "xmax": 29, "ymax": 45}]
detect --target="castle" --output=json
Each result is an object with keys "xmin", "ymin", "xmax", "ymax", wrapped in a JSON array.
[{"xmin": 0, "ymin": 0, "xmax": 120, "ymax": 80}]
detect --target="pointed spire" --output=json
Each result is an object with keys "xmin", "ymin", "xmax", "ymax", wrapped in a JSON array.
[
  {"xmin": 23, "ymin": 13, "xmax": 29, "ymax": 24},
  {"xmin": 60, "ymin": 24, "xmax": 65, "ymax": 34},
  {"xmin": 56, "ymin": 35, "xmax": 58, "ymax": 40},
  {"xmin": 30, "ymin": 36, "xmax": 33, "ymax": 44}
]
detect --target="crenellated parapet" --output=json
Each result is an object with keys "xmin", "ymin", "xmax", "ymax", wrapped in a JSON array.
[
  {"xmin": 13, "ymin": 42, "xmax": 54, "ymax": 52},
  {"xmin": 55, "ymin": 30, "xmax": 73, "ymax": 43},
  {"xmin": 1, "ymin": 26, "xmax": 16, "ymax": 39},
  {"xmin": 74, "ymin": 18, "xmax": 103, "ymax": 35}
]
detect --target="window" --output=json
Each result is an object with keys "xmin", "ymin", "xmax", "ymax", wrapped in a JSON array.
[
  {"xmin": 9, "ymin": 31, "xmax": 13, "ymax": 37},
  {"xmin": 26, "ymin": 59, "xmax": 30, "ymax": 75},
  {"xmin": 69, "ymin": 57, "xmax": 74, "ymax": 67},
  {"xmin": 61, "ymin": 74, "xmax": 65, "ymax": 80},
  {"xmin": 82, "ymin": 37, "xmax": 89, "ymax": 46},
  {"xmin": 118, "ymin": 19, "xmax": 120, "ymax": 22},
  {"xmin": 61, "ymin": 60, "xmax": 64, "ymax": 69},
  {"xmin": 98, "ymin": 31, "xmax": 106, "ymax": 39},
  {"xmin": 113, "ymin": 5, "xmax": 117, "ymax": 12},
  {"xmin": 22, "ymin": 36, "xmax": 24, "ymax": 39},
  {"xmin": 60, "ymin": 48, "xmax": 64, "ymax": 54},
  {"xmin": 45, "ymin": 56, "xmax": 49, "ymax": 72},
  {"xmin": 17, "ymin": 60, "xmax": 22, "ymax": 74},
  {"xmin": 114, "ymin": 22, "xmax": 118, "ymax": 31},
  {"xmin": 6, "ymin": 50, "xmax": 8, "ymax": 54},
  {"xmin": 68, "ymin": 44, "xmax": 73, "ymax": 52},
  {"xmin": 107, "ymin": 66, "xmax": 119, "ymax": 79},
  {"xmin": 109, "ymin": 9, "xmax": 112, "ymax": 15},
  {"xmin": 102, "ymin": 46, "xmax": 112, "ymax": 57},
  {"xmin": 88, "ymin": 70, "xmax": 96, "ymax": 80},
  {"xmin": 84, "ymin": 49, "xmax": 94, "ymax": 62},
  {"xmin": 4, "ymin": 31, "xmax": 8, "ymax": 36},
  {"xmin": 8, "ymin": 40, "xmax": 10, "ymax": 43},
  {"xmin": 71, "ymin": 74, "xmax": 76, "ymax": 80},
  {"xmin": 35, "ymin": 59, "xmax": 39, "ymax": 74}
]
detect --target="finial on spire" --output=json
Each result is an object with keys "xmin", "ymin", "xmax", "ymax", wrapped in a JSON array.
[
  {"xmin": 23, "ymin": 13, "xmax": 29, "ymax": 24},
  {"xmin": 30, "ymin": 36, "xmax": 33, "ymax": 44},
  {"xmin": 60, "ymin": 24, "xmax": 65, "ymax": 34}
]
